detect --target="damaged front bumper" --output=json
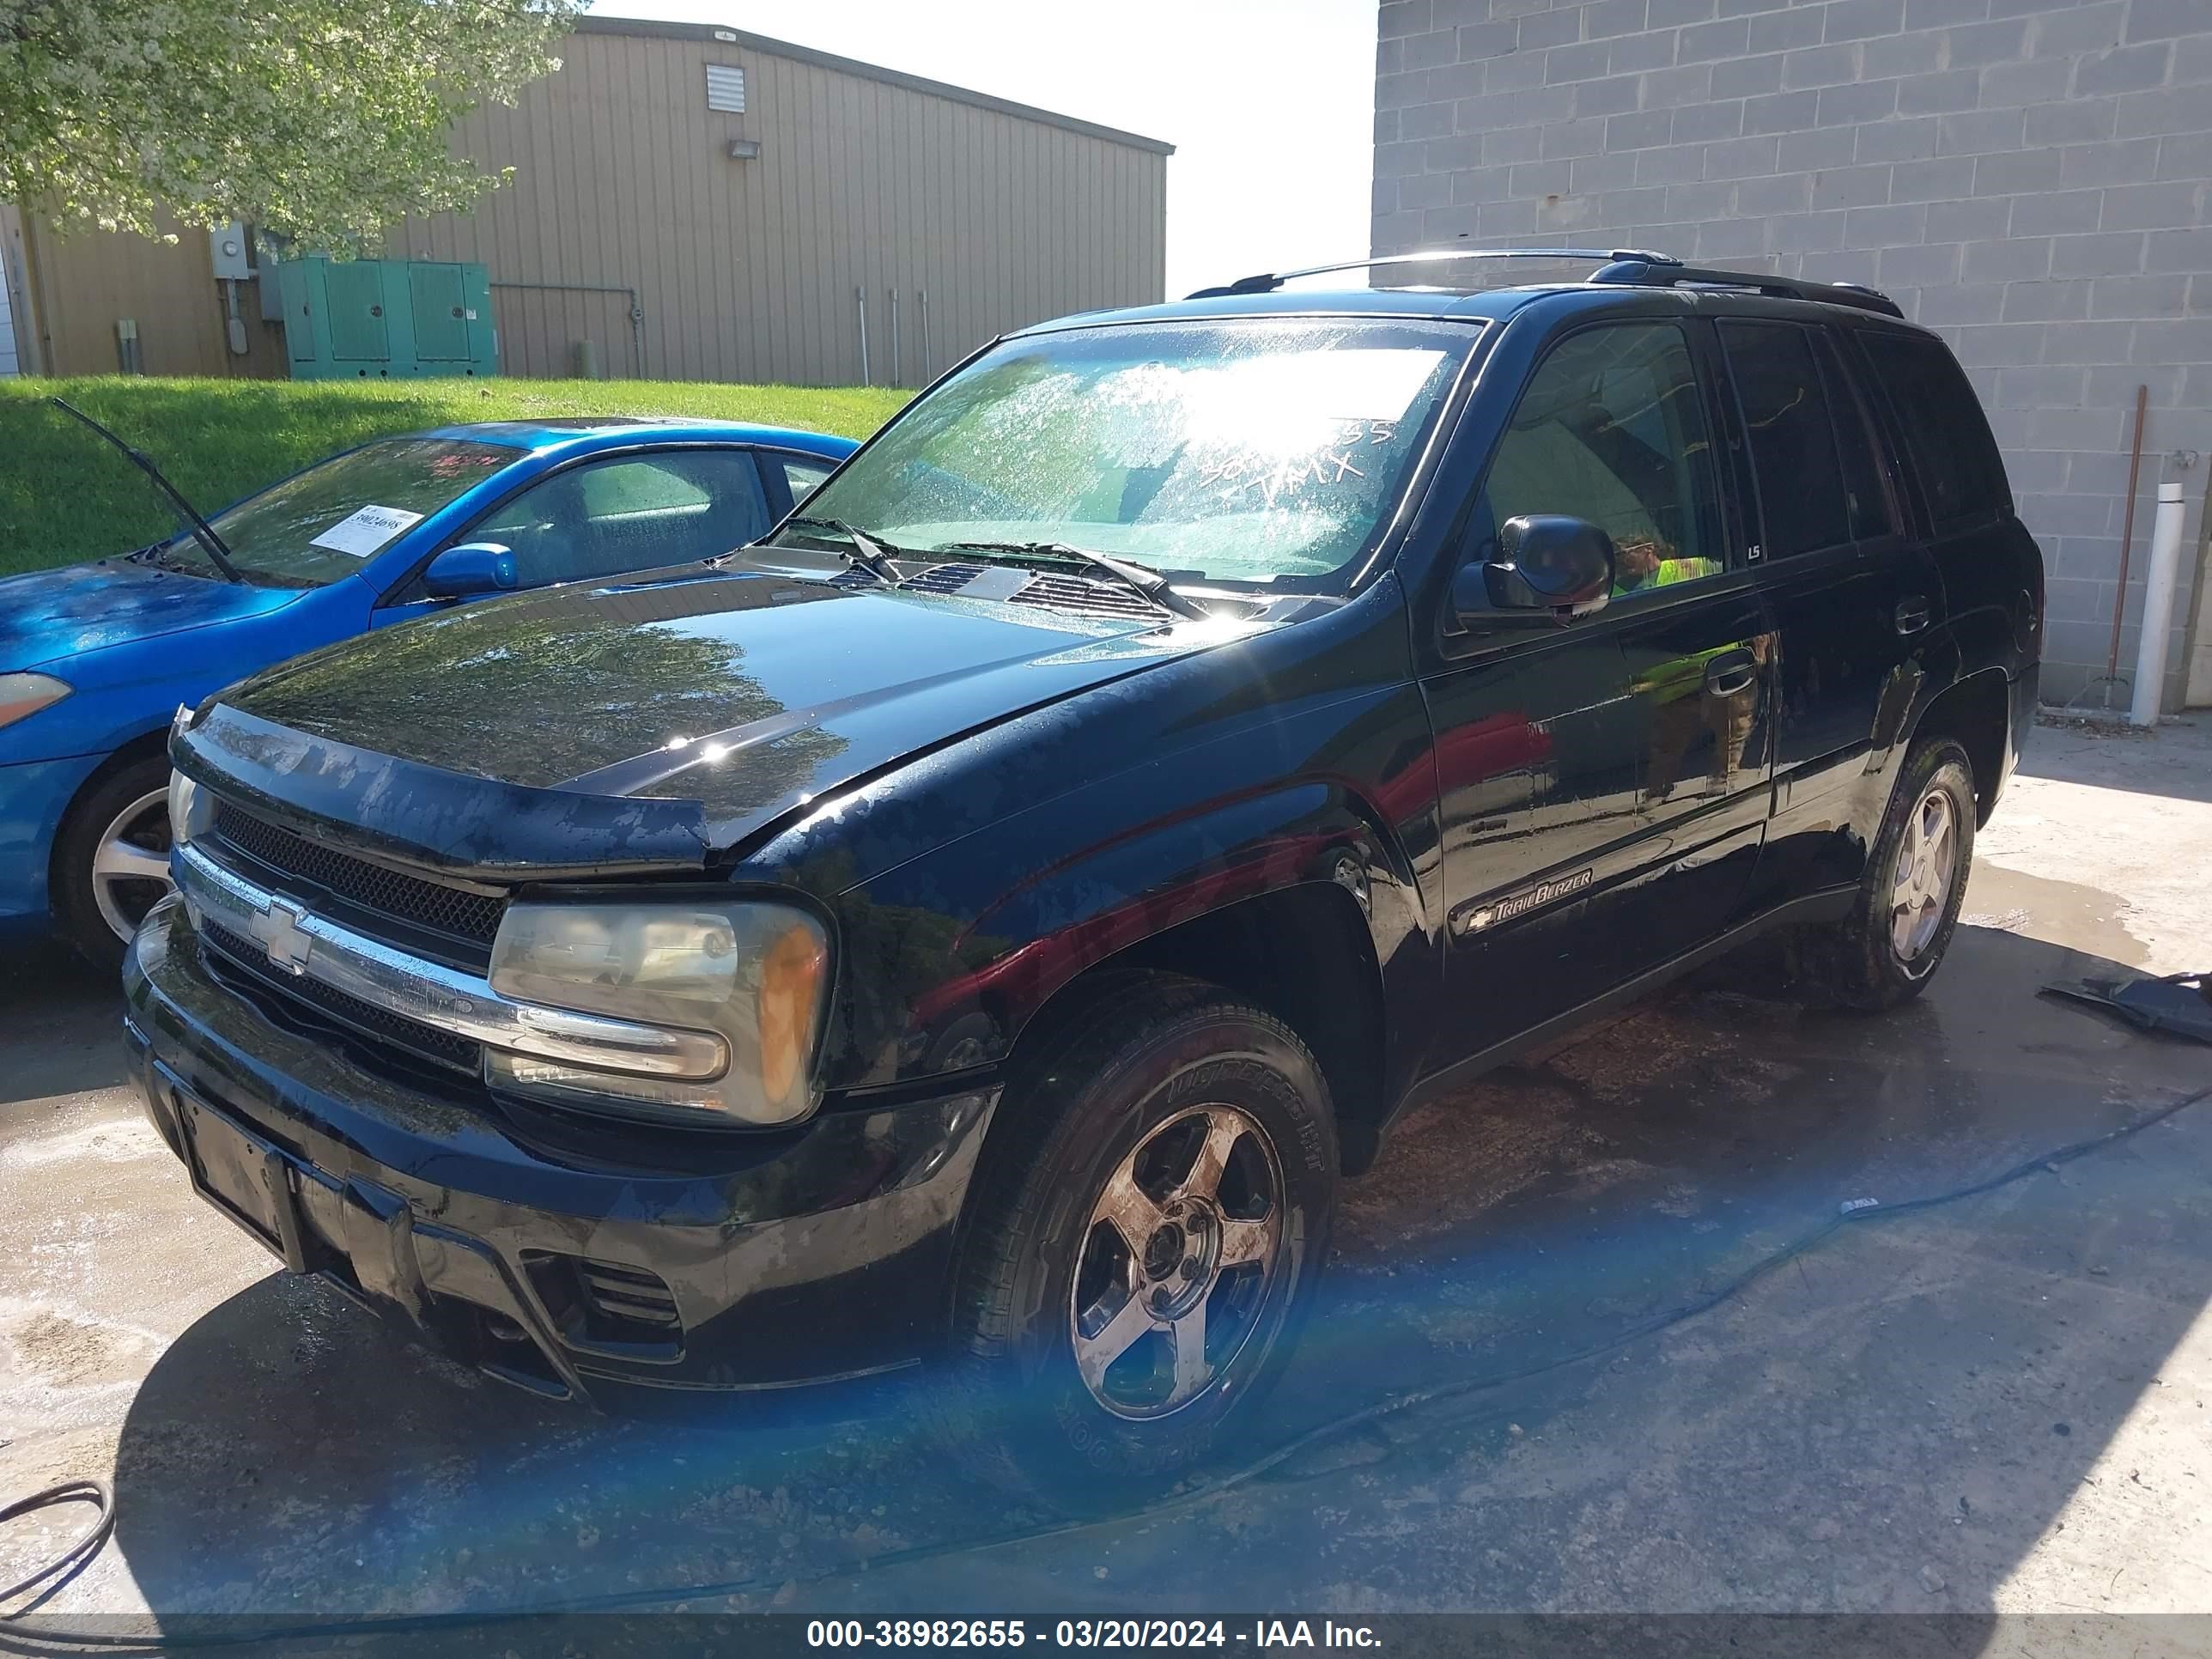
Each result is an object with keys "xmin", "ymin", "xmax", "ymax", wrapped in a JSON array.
[{"xmin": 122, "ymin": 895, "xmax": 997, "ymax": 1407}]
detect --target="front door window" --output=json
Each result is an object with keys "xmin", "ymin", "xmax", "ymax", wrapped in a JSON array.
[
  {"xmin": 468, "ymin": 449, "xmax": 772, "ymax": 586},
  {"xmin": 1475, "ymin": 322, "xmax": 1727, "ymax": 597}
]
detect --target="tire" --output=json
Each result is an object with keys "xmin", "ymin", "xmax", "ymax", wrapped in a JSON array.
[
  {"xmin": 52, "ymin": 753, "xmax": 174, "ymax": 975},
  {"xmin": 1792, "ymin": 736, "xmax": 1976, "ymax": 1012},
  {"xmin": 939, "ymin": 975, "xmax": 1338, "ymax": 1512}
]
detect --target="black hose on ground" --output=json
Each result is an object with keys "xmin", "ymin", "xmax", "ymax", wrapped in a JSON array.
[
  {"xmin": 0, "ymin": 1481, "xmax": 112, "ymax": 1606},
  {"xmin": 3, "ymin": 1079, "xmax": 2206, "ymax": 1652}
]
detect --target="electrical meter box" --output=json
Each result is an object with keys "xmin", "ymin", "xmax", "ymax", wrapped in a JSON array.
[
  {"xmin": 209, "ymin": 222, "xmax": 252, "ymax": 283},
  {"xmin": 270, "ymin": 258, "xmax": 499, "ymax": 379}
]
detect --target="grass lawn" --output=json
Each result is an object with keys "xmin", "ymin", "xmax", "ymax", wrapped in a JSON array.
[{"xmin": 0, "ymin": 376, "xmax": 911, "ymax": 576}]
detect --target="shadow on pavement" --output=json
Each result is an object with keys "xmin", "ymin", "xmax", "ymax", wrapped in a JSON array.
[
  {"xmin": 0, "ymin": 939, "xmax": 131, "ymax": 1107},
  {"xmin": 101, "ymin": 914, "xmax": 2212, "ymax": 1625}
]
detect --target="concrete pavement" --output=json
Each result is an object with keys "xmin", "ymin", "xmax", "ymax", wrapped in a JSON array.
[{"xmin": 2, "ymin": 717, "xmax": 2208, "ymax": 1635}]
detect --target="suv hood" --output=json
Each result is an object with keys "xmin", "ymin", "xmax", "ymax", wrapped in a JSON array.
[
  {"xmin": 191, "ymin": 567, "xmax": 1237, "ymax": 872},
  {"xmin": 0, "ymin": 560, "xmax": 307, "ymax": 668}
]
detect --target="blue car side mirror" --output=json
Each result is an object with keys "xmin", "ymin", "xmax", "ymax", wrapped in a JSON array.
[{"xmin": 422, "ymin": 543, "xmax": 519, "ymax": 599}]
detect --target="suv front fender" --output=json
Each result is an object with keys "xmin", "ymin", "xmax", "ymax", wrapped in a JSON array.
[{"xmin": 819, "ymin": 747, "xmax": 1437, "ymax": 1104}]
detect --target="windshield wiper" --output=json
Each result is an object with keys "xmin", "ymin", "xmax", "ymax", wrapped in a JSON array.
[
  {"xmin": 781, "ymin": 515, "xmax": 905, "ymax": 586},
  {"xmin": 52, "ymin": 398, "xmax": 245, "ymax": 584},
  {"xmin": 939, "ymin": 541, "xmax": 1212, "ymax": 622}
]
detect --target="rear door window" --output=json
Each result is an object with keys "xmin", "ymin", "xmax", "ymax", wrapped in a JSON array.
[
  {"xmin": 1717, "ymin": 320, "xmax": 1854, "ymax": 561},
  {"xmin": 1855, "ymin": 331, "xmax": 2012, "ymax": 526}
]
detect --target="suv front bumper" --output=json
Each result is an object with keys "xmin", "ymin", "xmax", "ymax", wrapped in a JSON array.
[{"xmin": 123, "ymin": 895, "xmax": 998, "ymax": 1407}]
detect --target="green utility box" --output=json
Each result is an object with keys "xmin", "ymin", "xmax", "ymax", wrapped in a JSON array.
[{"xmin": 270, "ymin": 258, "xmax": 499, "ymax": 379}]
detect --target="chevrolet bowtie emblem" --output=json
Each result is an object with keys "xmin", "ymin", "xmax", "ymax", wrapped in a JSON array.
[{"xmin": 250, "ymin": 901, "xmax": 313, "ymax": 975}]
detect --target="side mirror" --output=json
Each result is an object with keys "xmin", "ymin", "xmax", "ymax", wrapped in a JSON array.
[
  {"xmin": 422, "ymin": 543, "xmax": 518, "ymax": 599},
  {"xmin": 1455, "ymin": 515, "xmax": 1616, "ymax": 626}
]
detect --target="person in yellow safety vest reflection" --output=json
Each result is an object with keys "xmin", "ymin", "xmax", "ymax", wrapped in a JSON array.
[{"xmin": 1613, "ymin": 538, "xmax": 1769, "ymax": 803}]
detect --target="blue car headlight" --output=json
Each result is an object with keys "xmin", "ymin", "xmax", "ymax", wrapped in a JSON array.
[{"xmin": 0, "ymin": 673, "xmax": 70, "ymax": 730}]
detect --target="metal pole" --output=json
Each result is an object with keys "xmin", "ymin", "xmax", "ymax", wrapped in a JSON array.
[
  {"xmin": 2190, "ymin": 459, "xmax": 2212, "ymax": 710},
  {"xmin": 2130, "ymin": 474, "xmax": 2191, "ymax": 726},
  {"xmin": 919, "ymin": 289, "xmax": 931, "ymax": 382},
  {"xmin": 889, "ymin": 288, "xmax": 901, "ymax": 387},
  {"xmin": 2107, "ymin": 384, "xmax": 2149, "ymax": 701},
  {"xmin": 856, "ymin": 286, "xmax": 870, "ymax": 386}
]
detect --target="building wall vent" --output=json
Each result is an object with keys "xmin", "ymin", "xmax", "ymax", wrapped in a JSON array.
[{"xmin": 705, "ymin": 64, "xmax": 745, "ymax": 113}]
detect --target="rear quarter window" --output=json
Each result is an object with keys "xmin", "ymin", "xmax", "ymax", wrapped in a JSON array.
[{"xmin": 1854, "ymin": 331, "xmax": 2012, "ymax": 527}]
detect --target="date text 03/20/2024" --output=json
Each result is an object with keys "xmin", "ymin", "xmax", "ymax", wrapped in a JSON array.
[{"xmin": 805, "ymin": 1621, "xmax": 1383, "ymax": 1649}]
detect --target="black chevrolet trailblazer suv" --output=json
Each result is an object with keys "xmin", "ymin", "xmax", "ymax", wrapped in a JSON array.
[{"xmin": 126, "ymin": 249, "xmax": 2044, "ymax": 1502}]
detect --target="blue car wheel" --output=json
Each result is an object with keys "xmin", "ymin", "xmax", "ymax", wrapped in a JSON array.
[{"xmin": 52, "ymin": 753, "xmax": 173, "ymax": 970}]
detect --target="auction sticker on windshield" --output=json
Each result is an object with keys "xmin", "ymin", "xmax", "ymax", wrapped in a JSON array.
[{"xmin": 309, "ymin": 504, "xmax": 425, "ymax": 557}]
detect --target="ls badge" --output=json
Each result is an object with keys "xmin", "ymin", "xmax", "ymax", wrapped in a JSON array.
[{"xmin": 1454, "ymin": 867, "xmax": 1594, "ymax": 936}]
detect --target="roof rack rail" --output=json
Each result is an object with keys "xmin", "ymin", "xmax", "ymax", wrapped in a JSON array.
[
  {"xmin": 1589, "ymin": 256, "xmax": 1905, "ymax": 319},
  {"xmin": 1184, "ymin": 246, "xmax": 1907, "ymax": 319},
  {"xmin": 1184, "ymin": 246, "xmax": 1680, "ymax": 299}
]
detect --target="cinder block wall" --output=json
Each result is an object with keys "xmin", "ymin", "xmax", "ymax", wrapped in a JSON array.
[{"xmin": 1372, "ymin": 0, "xmax": 2212, "ymax": 710}]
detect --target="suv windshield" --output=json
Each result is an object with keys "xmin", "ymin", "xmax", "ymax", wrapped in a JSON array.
[
  {"xmin": 786, "ymin": 317, "xmax": 1482, "ymax": 589},
  {"xmin": 149, "ymin": 437, "xmax": 513, "ymax": 587}
]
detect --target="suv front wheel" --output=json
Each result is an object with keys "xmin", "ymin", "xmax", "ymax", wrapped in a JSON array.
[
  {"xmin": 941, "ymin": 977, "xmax": 1338, "ymax": 1510},
  {"xmin": 1794, "ymin": 735, "xmax": 1977, "ymax": 1010}
]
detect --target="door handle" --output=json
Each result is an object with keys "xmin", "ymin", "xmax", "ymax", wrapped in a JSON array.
[
  {"xmin": 1895, "ymin": 595, "xmax": 1931, "ymax": 635},
  {"xmin": 1704, "ymin": 649, "xmax": 1757, "ymax": 698}
]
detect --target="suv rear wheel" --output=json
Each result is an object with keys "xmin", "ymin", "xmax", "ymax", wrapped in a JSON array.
[
  {"xmin": 1793, "ymin": 735, "xmax": 1976, "ymax": 1011},
  {"xmin": 940, "ymin": 976, "xmax": 1338, "ymax": 1510}
]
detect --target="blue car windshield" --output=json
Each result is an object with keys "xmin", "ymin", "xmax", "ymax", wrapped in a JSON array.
[
  {"xmin": 154, "ymin": 438, "xmax": 512, "ymax": 587},
  {"xmin": 787, "ymin": 316, "xmax": 1483, "ymax": 591}
]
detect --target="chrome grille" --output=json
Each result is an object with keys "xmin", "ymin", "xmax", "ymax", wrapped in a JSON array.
[
  {"xmin": 200, "ymin": 918, "xmax": 483, "ymax": 1073},
  {"xmin": 210, "ymin": 804, "xmax": 506, "ymax": 949}
]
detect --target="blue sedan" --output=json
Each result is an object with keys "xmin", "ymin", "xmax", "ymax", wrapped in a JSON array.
[{"xmin": 0, "ymin": 416, "xmax": 856, "ymax": 965}]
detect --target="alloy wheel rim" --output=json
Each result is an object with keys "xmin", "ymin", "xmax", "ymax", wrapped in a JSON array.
[
  {"xmin": 1888, "ymin": 784, "xmax": 1958, "ymax": 969},
  {"xmin": 1068, "ymin": 1103, "xmax": 1285, "ymax": 1421},
  {"xmin": 89, "ymin": 787, "xmax": 174, "ymax": 944}
]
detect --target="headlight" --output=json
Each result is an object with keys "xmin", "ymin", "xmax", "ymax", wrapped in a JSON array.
[
  {"xmin": 0, "ymin": 673, "xmax": 70, "ymax": 730},
  {"xmin": 485, "ymin": 899, "xmax": 830, "ymax": 1127},
  {"xmin": 166, "ymin": 769, "xmax": 210, "ymax": 845}
]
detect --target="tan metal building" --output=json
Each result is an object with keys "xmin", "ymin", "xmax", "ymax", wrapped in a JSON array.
[{"xmin": 0, "ymin": 16, "xmax": 1171, "ymax": 386}]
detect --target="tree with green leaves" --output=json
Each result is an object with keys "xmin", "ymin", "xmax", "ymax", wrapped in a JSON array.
[{"xmin": 1, "ymin": 0, "xmax": 581, "ymax": 250}]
